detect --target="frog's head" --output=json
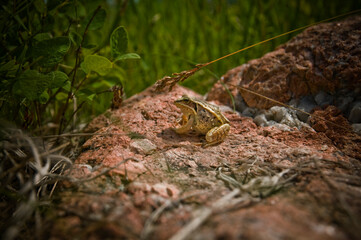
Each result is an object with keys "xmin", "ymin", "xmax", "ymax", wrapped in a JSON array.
[{"xmin": 174, "ymin": 95, "xmax": 197, "ymax": 115}]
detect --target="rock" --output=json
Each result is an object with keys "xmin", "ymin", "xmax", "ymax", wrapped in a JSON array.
[
  {"xmin": 253, "ymin": 106, "xmax": 308, "ymax": 130},
  {"xmin": 130, "ymin": 139, "xmax": 157, "ymax": 155},
  {"xmin": 352, "ymin": 123, "xmax": 361, "ymax": 135},
  {"xmin": 242, "ymin": 107, "xmax": 258, "ymax": 118},
  {"xmin": 297, "ymin": 95, "xmax": 318, "ymax": 122},
  {"xmin": 269, "ymin": 106, "xmax": 307, "ymax": 129},
  {"xmin": 348, "ymin": 101, "xmax": 361, "ymax": 123},
  {"xmin": 208, "ymin": 16, "xmax": 361, "ymax": 122},
  {"xmin": 48, "ymin": 18, "xmax": 361, "ymax": 240},
  {"xmin": 336, "ymin": 96, "xmax": 354, "ymax": 113},
  {"xmin": 253, "ymin": 113, "xmax": 268, "ymax": 126},
  {"xmin": 151, "ymin": 183, "xmax": 180, "ymax": 198},
  {"xmin": 50, "ymin": 85, "xmax": 361, "ymax": 240},
  {"xmin": 314, "ymin": 91, "xmax": 333, "ymax": 107},
  {"xmin": 310, "ymin": 105, "xmax": 361, "ymax": 160}
]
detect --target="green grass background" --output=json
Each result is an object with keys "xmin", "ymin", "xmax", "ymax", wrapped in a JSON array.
[{"xmin": 111, "ymin": 0, "xmax": 361, "ymax": 96}]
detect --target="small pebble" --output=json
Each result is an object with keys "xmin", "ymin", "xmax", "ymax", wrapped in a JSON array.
[
  {"xmin": 314, "ymin": 91, "xmax": 333, "ymax": 107},
  {"xmin": 352, "ymin": 123, "xmax": 361, "ymax": 135},
  {"xmin": 130, "ymin": 139, "xmax": 157, "ymax": 155},
  {"xmin": 253, "ymin": 114, "xmax": 267, "ymax": 126},
  {"xmin": 336, "ymin": 96, "xmax": 353, "ymax": 113},
  {"xmin": 297, "ymin": 95, "xmax": 317, "ymax": 122},
  {"xmin": 348, "ymin": 102, "xmax": 361, "ymax": 123}
]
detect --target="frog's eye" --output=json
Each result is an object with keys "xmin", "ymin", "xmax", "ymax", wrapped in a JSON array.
[{"xmin": 181, "ymin": 95, "xmax": 190, "ymax": 101}]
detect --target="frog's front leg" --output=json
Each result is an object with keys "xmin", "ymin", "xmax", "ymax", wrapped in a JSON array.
[
  {"xmin": 173, "ymin": 115, "xmax": 194, "ymax": 134},
  {"xmin": 204, "ymin": 123, "xmax": 230, "ymax": 147},
  {"xmin": 177, "ymin": 113, "xmax": 189, "ymax": 125}
]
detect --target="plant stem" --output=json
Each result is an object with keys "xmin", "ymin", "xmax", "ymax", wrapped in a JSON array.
[{"xmin": 58, "ymin": 5, "xmax": 102, "ymax": 134}]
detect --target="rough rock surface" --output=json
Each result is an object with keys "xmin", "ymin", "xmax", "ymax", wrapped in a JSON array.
[
  {"xmin": 47, "ymin": 16, "xmax": 361, "ymax": 240},
  {"xmin": 50, "ymin": 84, "xmax": 361, "ymax": 239},
  {"xmin": 207, "ymin": 16, "xmax": 361, "ymax": 122}
]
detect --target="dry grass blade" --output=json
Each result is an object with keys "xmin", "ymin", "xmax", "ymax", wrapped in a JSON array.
[
  {"xmin": 0, "ymin": 126, "xmax": 73, "ymax": 240},
  {"xmin": 312, "ymin": 158, "xmax": 361, "ymax": 239},
  {"xmin": 155, "ymin": 64, "xmax": 205, "ymax": 92},
  {"xmin": 140, "ymin": 191, "xmax": 208, "ymax": 240},
  {"xmin": 140, "ymin": 199, "xmax": 173, "ymax": 240},
  {"xmin": 169, "ymin": 189, "xmax": 252, "ymax": 240},
  {"xmin": 217, "ymin": 167, "xmax": 296, "ymax": 197}
]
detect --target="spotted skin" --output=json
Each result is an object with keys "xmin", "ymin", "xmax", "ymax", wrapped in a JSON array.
[{"xmin": 173, "ymin": 95, "xmax": 230, "ymax": 147}]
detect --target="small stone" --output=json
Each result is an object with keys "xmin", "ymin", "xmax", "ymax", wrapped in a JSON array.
[
  {"xmin": 235, "ymin": 94, "xmax": 249, "ymax": 113},
  {"xmin": 269, "ymin": 106, "xmax": 288, "ymax": 123},
  {"xmin": 297, "ymin": 95, "xmax": 317, "ymax": 122},
  {"xmin": 186, "ymin": 160, "xmax": 198, "ymax": 168},
  {"xmin": 352, "ymin": 123, "xmax": 361, "ymax": 135},
  {"xmin": 152, "ymin": 183, "xmax": 180, "ymax": 198},
  {"xmin": 130, "ymin": 139, "xmax": 157, "ymax": 155},
  {"xmin": 348, "ymin": 102, "xmax": 361, "ymax": 123},
  {"xmin": 253, "ymin": 114, "xmax": 267, "ymax": 126},
  {"xmin": 320, "ymin": 145, "xmax": 328, "ymax": 151},
  {"xmin": 335, "ymin": 96, "xmax": 353, "ymax": 113},
  {"xmin": 273, "ymin": 123, "xmax": 291, "ymax": 131},
  {"xmin": 314, "ymin": 91, "xmax": 333, "ymax": 107},
  {"xmin": 242, "ymin": 107, "xmax": 258, "ymax": 118}
]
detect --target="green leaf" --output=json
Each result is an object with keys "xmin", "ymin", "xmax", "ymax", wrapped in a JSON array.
[
  {"xmin": 78, "ymin": 89, "xmax": 96, "ymax": 103},
  {"xmin": 62, "ymin": 81, "xmax": 71, "ymax": 92},
  {"xmin": 84, "ymin": 8, "xmax": 106, "ymax": 31},
  {"xmin": 81, "ymin": 55, "xmax": 112, "ymax": 76},
  {"xmin": 69, "ymin": 31, "xmax": 82, "ymax": 47},
  {"xmin": 16, "ymin": 70, "xmax": 51, "ymax": 101},
  {"xmin": 62, "ymin": 1, "xmax": 86, "ymax": 19},
  {"xmin": 39, "ymin": 91, "xmax": 49, "ymax": 104},
  {"xmin": 103, "ymin": 66, "xmax": 125, "ymax": 86},
  {"xmin": 82, "ymin": 43, "xmax": 97, "ymax": 49},
  {"xmin": 18, "ymin": 45, "xmax": 28, "ymax": 63},
  {"xmin": 47, "ymin": 0, "xmax": 64, "ymax": 11},
  {"xmin": 32, "ymin": 37, "xmax": 70, "ymax": 67},
  {"xmin": 114, "ymin": 53, "xmax": 141, "ymax": 61},
  {"xmin": 34, "ymin": 0, "xmax": 46, "ymax": 13},
  {"xmin": 0, "ymin": 60, "xmax": 17, "ymax": 73},
  {"xmin": 34, "ymin": 33, "xmax": 52, "ymax": 42},
  {"xmin": 110, "ymin": 26, "xmax": 128, "ymax": 58},
  {"xmin": 55, "ymin": 92, "xmax": 68, "ymax": 101},
  {"xmin": 48, "ymin": 71, "xmax": 69, "ymax": 89},
  {"xmin": 0, "ymin": 60, "xmax": 18, "ymax": 78}
]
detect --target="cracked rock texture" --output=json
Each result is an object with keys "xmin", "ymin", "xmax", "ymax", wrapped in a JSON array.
[
  {"xmin": 51, "ymin": 84, "xmax": 361, "ymax": 239},
  {"xmin": 50, "ymin": 16, "xmax": 361, "ymax": 240},
  {"xmin": 207, "ymin": 15, "xmax": 361, "ymax": 123}
]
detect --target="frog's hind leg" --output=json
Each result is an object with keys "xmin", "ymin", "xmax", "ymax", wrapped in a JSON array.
[{"xmin": 204, "ymin": 123, "xmax": 230, "ymax": 147}]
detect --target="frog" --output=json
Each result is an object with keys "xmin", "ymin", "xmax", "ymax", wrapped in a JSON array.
[{"xmin": 173, "ymin": 95, "xmax": 230, "ymax": 147}]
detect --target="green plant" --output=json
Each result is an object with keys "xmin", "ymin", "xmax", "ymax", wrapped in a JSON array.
[{"xmin": 0, "ymin": 0, "xmax": 139, "ymax": 133}]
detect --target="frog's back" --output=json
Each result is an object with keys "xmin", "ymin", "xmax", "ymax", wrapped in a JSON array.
[{"xmin": 193, "ymin": 101, "xmax": 227, "ymax": 134}]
